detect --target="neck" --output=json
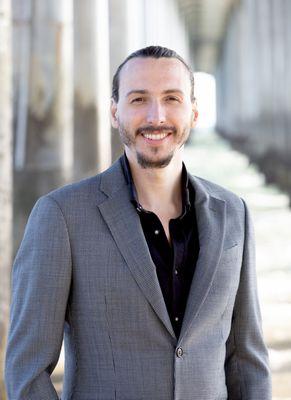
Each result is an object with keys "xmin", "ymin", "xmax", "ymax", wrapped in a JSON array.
[{"xmin": 125, "ymin": 149, "xmax": 184, "ymax": 216}]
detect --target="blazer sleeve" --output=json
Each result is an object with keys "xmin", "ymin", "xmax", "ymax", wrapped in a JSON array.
[
  {"xmin": 225, "ymin": 199, "xmax": 272, "ymax": 399},
  {"xmin": 5, "ymin": 195, "xmax": 72, "ymax": 400}
]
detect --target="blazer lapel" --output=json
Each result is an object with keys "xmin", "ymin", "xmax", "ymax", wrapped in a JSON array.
[
  {"xmin": 179, "ymin": 175, "xmax": 226, "ymax": 341},
  {"xmin": 97, "ymin": 159, "xmax": 176, "ymax": 340}
]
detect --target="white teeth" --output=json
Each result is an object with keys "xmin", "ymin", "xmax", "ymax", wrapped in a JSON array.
[{"xmin": 142, "ymin": 132, "xmax": 168, "ymax": 140}]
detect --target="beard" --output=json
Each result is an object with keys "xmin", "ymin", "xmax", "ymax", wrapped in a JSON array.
[
  {"xmin": 118, "ymin": 122, "xmax": 191, "ymax": 169},
  {"xmin": 137, "ymin": 150, "xmax": 173, "ymax": 168}
]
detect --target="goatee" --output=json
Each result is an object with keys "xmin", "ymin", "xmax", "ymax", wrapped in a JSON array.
[{"xmin": 136, "ymin": 151, "xmax": 174, "ymax": 169}]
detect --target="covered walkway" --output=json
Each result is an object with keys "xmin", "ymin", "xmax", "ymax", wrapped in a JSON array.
[
  {"xmin": 185, "ymin": 129, "xmax": 291, "ymax": 399},
  {"xmin": 1, "ymin": 0, "xmax": 291, "ymax": 398}
]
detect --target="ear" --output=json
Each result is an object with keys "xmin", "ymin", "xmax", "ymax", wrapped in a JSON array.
[
  {"xmin": 191, "ymin": 99, "xmax": 198, "ymax": 128},
  {"xmin": 110, "ymin": 99, "xmax": 119, "ymax": 129}
]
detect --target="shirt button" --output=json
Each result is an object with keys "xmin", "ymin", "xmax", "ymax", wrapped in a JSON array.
[
  {"xmin": 174, "ymin": 269, "xmax": 178, "ymax": 275},
  {"xmin": 176, "ymin": 347, "xmax": 183, "ymax": 358},
  {"xmin": 154, "ymin": 229, "xmax": 159, "ymax": 235},
  {"xmin": 175, "ymin": 317, "xmax": 179, "ymax": 322}
]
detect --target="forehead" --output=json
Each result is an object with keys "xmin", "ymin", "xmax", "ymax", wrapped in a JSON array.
[{"xmin": 118, "ymin": 57, "xmax": 191, "ymax": 97}]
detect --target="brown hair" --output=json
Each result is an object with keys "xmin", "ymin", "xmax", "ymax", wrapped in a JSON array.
[{"xmin": 111, "ymin": 45, "xmax": 195, "ymax": 102}]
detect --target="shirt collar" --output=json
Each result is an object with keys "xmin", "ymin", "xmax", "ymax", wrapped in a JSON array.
[{"xmin": 120, "ymin": 152, "xmax": 192, "ymax": 216}]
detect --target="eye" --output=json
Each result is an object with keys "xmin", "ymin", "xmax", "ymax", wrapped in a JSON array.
[
  {"xmin": 131, "ymin": 97, "xmax": 145, "ymax": 104},
  {"xmin": 165, "ymin": 96, "xmax": 180, "ymax": 102}
]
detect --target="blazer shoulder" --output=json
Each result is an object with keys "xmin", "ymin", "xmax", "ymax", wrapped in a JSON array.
[
  {"xmin": 41, "ymin": 172, "xmax": 105, "ymax": 211},
  {"xmin": 44, "ymin": 157, "xmax": 125, "ymax": 208},
  {"xmin": 193, "ymin": 175, "xmax": 245, "ymax": 211}
]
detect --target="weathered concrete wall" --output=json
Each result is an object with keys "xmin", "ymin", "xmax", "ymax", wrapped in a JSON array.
[
  {"xmin": 13, "ymin": 0, "xmax": 74, "ymax": 252},
  {"xmin": 216, "ymin": 0, "xmax": 291, "ymax": 203},
  {"xmin": 73, "ymin": 0, "xmax": 111, "ymax": 178},
  {"xmin": 0, "ymin": 0, "xmax": 12, "ymax": 397}
]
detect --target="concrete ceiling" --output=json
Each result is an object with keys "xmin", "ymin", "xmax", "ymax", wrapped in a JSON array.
[{"xmin": 178, "ymin": 0, "xmax": 239, "ymax": 73}]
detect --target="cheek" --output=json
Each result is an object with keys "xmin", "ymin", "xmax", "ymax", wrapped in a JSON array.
[
  {"xmin": 120, "ymin": 108, "xmax": 146, "ymax": 127},
  {"xmin": 170, "ymin": 111, "xmax": 192, "ymax": 128}
]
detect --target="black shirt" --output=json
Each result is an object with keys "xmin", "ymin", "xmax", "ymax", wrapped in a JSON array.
[{"xmin": 121, "ymin": 154, "xmax": 200, "ymax": 338}]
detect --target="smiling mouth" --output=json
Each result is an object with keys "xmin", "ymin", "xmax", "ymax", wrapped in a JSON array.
[{"xmin": 141, "ymin": 132, "xmax": 171, "ymax": 141}]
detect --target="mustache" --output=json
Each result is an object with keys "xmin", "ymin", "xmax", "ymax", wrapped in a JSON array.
[{"xmin": 136, "ymin": 125, "xmax": 177, "ymax": 135}]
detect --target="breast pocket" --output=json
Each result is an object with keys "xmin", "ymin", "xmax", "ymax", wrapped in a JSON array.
[
  {"xmin": 205, "ymin": 243, "xmax": 242, "ymax": 312},
  {"xmin": 220, "ymin": 242, "xmax": 239, "ymax": 264},
  {"xmin": 218, "ymin": 243, "xmax": 242, "ymax": 287}
]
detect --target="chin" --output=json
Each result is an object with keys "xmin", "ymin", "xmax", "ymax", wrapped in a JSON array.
[{"xmin": 136, "ymin": 152, "xmax": 174, "ymax": 169}]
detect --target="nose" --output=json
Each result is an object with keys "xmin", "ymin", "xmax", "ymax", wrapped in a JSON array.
[{"xmin": 146, "ymin": 100, "xmax": 166, "ymax": 125}]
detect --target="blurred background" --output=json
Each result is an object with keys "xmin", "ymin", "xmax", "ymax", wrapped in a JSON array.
[{"xmin": 0, "ymin": 0, "xmax": 291, "ymax": 398}]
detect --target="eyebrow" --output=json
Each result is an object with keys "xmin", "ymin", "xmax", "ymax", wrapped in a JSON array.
[{"xmin": 126, "ymin": 89, "xmax": 185, "ymax": 97}]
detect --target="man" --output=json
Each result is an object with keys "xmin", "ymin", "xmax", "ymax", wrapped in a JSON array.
[{"xmin": 5, "ymin": 46, "xmax": 271, "ymax": 399}]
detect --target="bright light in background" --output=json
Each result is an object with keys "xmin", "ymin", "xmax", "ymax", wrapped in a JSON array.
[{"xmin": 194, "ymin": 72, "xmax": 216, "ymax": 129}]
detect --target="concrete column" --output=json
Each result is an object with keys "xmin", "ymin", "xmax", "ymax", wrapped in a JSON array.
[
  {"xmin": 255, "ymin": 0, "xmax": 288, "ymax": 185},
  {"xmin": 215, "ymin": 6, "xmax": 239, "ymax": 139},
  {"xmin": 270, "ymin": 0, "xmax": 286, "ymax": 153},
  {"xmin": 0, "ymin": 0, "xmax": 12, "ymax": 397},
  {"xmin": 232, "ymin": 3, "xmax": 245, "ymax": 137},
  {"xmin": 218, "ymin": 0, "xmax": 274, "ymax": 157},
  {"xmin": 220, "ymin": 6, "xmax": 241, "ymax": 138},
  {"xmin": 109, "ymin": 0, "xmax": 146, "ymax": 161},
  {"xmin": 13, "ymin": 0, "xmax": 74, "ymax": 252},
  {"xmin": 73, "ymin": 0, "xmax": 111, "ymax": 178},
  {"xmin": 240, "ymin": 0, "xmax": 260, "ymax": 134},
  {"xmin": 144, "ymin": 0, "xmax": 190, "ymax": 59},
  {"xmin": 214, "ymin": 61, "xmax": 223, "ymax": 131},
  {"xmin": 95, "ymin": 0, "xmax": 111, "ymax": 172},
  {"xmin": 276, "ymin": 0, "xmax": 291, "ymax": 192},
  {"xmin": 285, "ymin": 0, "xmax": 291, "ymax": 157},
  {"xmin": 285, "ymin": 0, "xmax": 291, "ymax": 200},
  {"xmin": 255, "ymin": 0, "xmax": 273, "ymax": 149}
]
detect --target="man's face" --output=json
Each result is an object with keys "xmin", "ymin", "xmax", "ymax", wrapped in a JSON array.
[{"xmin": 111, "ymin": 57, "xmax": 198, "ymax": 168}]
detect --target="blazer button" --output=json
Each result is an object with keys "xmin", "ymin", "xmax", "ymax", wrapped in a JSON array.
[{"xmin": 176, "ymin": 347, "xmax": 183, "ymax": 358}]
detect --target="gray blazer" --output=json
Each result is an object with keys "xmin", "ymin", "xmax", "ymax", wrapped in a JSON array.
[{"xmin": 5, "ymin": 156, "xmax": 272, "ymax": 400}]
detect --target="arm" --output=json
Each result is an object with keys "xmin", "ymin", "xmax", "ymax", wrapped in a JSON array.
[
  {"xmin": 5, "ymin": 195, "xmax": 72, "ymax": 400},
  {"xmin": 225, "ymin": 199, "xmax": 272, "ymax": 399}
]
